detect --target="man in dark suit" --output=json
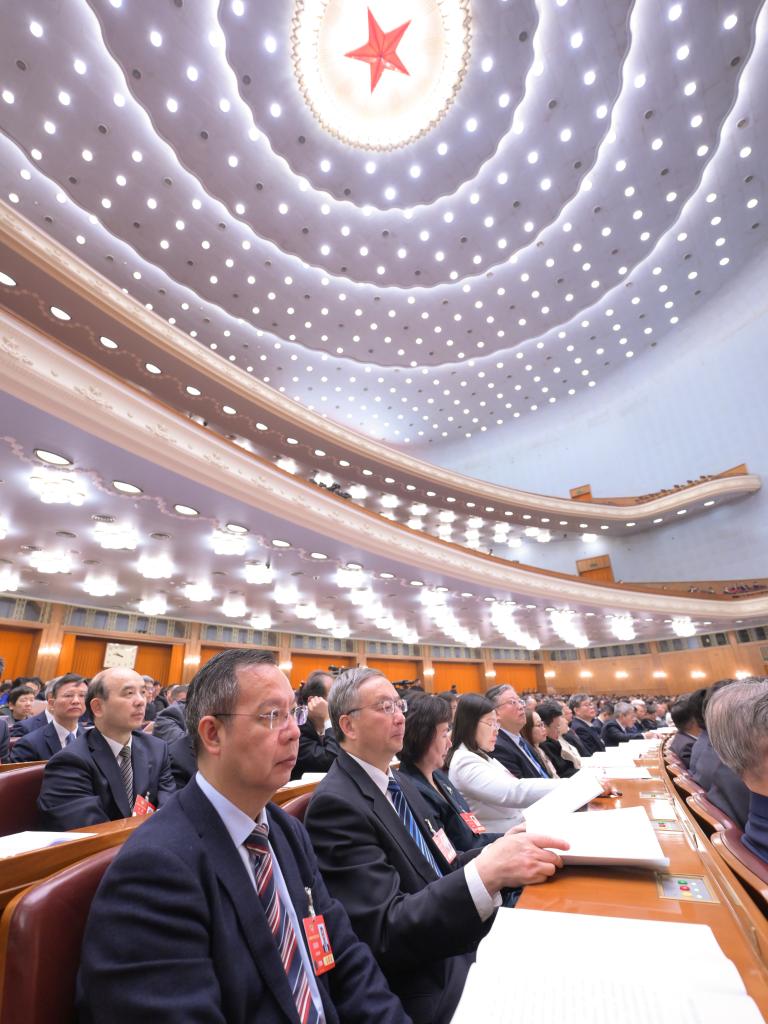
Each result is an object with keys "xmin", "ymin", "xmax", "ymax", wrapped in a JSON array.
[
  {"xmin": 568, "ymin": 694, "xmax": 606, "ymax": 755},
  {"xmin": 304, "ymin": 668, "xmax": 566, "ymax": 1024},
  {"xmin": 601, "ymin": 701, "xmax": 638, "ymax": 746},
  {"xmin": 151, "ymin": 685, "xmax": 189, "ymax": 743},
  {"xmin": 706, "ymin": 678, "xmax": 768, "ymax": 860},
  {"xmin": 485, "ymin": 683, "xmax": 550, "ymax": 778},
  {"xmin": 77, "ymin": 649, "xmax": 410, "ymax": 1024},
  {"xmin": 37, "ymin": 667, "xmax": 175, "ymax": 829},
  {"xmin": 293, "ymin": 670, "xmax": 340, "ymax": 779},
  {"xmin": 8, "ymin": 673, "xmax": 86, "ymax": 737},
  {"xmin": 669, "ymin": 695, "xmax": 703, "ymax": 768},
  {"xmin": 10, "ymin": 675, "xmax": 88, "ymax": 762}
]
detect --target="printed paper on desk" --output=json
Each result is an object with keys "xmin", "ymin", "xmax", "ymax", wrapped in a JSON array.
[
  {"xmin": 0, "ymin": 831, "xmax": 97, "ymax": 858},
  {"xmin": 522, "ymin": 769, "xmax": 604, "ymax": 828},
  {"xmin": 536, "ymin": 805, "xmax": 669, "ymax": 869}
]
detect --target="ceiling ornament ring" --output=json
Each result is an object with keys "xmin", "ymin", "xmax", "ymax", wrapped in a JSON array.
[{"xmin": 290, "ymin": 0, "xmax": 472, "ymax": 151}]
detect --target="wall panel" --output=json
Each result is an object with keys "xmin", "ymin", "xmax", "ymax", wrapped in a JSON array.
[
  {"xmin": 366, "ymin": 659, "xmax": 420, "ymax": 683},
  {"xmin": 0, "ymin": 627, "xmax": 40, "ymax": 680},
  {"xmin": 432, "ymin": 662, "xmax": 483, "ymax": 693}
]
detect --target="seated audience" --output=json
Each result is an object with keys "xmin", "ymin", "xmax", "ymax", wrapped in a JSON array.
[
  {"xmin": 669, "ymin": 692, "xmax": 704, "ymax": 767},
  {"xmin": 539, "ymin": 701, "xmax": 580, "ymax": 778},
  {"xmin": 2, "ymin": 685, "xmax": 37, "ymax": 732},
  {"xmin": 689, "ymin": 680, "xmax": 751, "ymax": 829},
  {"xmin": 485, "ymin": 684, "xmax": 552, "ymax": 778},
  {"xmin": 568, "ymin": 694, "xmax": 606, "ymax": 755},
  {"xmin": 447, "ymin": 693, "xmax": 559, "ymax": 831},
  {"xmin": 151, "ymin": 684, "xmax": 189, "ymax": 743},
  {"xmin": 705, "ymin": 677, "xmax": 768, "ymax": 861},
  {"xmin": 77, "ymin": 649, "xmax": 410, "ymax": 1024},
  {"xmin": 292, "ymin": 669, "xmax": 340, "ymax": 779},
  {"xmin": 0, "ymin": 716, "xmax": 8, "ymax": 763},
  {"xmin": 632, "ymin": 699, "xmax": 658, "ymax": 732},
  {"xmin": 521, "ymin": 707, "xmax": 558, "ymax": 778},
  {"xmin": 10, "ymin": 674, "xmax": 88, "ymax": 761},
  {"xmin": 654, "ymin": 700, "xmax": 670, "ymax": 728},
  {"xmin": 602, "ymin": 700, "xmax": 650, "ymax": 746},
  {"xmin": 436, "ymin": 690, "xmax": 459, "ymax": 721},
  {"xmin": 38, "ymin": 666, "xmax": 175, "ymax": 829},
  {"xmin": 304, "ymin": 668, "xmax": 567, "ymax": 1024},
  {"xmin": 398, "ymin": 694, "xmax": 499, "ymax": 852}
]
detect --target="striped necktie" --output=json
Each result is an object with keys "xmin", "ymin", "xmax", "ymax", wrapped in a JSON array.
[
  {"xmin": 519, "ymin": 737, "xmax": 548, "ymax": 778},
  {"xmin": 387, "ymin": 777, "xmax": 442, "ymax": 876},
  {"xmin": 245, "ymin": 823, "xmax": 320, "ymax": 1024},
  {"xmin": 118, "ymin": 744, "xmax": 134, "ymax": 804}
]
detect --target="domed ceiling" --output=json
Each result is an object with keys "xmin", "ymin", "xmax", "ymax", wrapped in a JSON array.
[{"xmin": 0, "ymin": 0, "xmax": 765, "ymax": 447}]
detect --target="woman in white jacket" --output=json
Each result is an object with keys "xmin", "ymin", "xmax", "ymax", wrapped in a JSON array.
[{"xmin": 446, "ymin": 693, "xmax": 558, "ymax": 831}]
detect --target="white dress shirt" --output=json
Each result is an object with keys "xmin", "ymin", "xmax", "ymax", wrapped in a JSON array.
[
  {"xmin": 51, "ymin": 717, "xmax": 77, "ymax": 748},
  {"xmin": 448, "ymin": 744, "xmax": 557, "ymax": 832},
  {"xmin": 347, "ymin": 752, "xmax": 499, "ymax": 922},
  {"xmin": 195, "ymin": 772, "xmax": 325, "ymax": 1024}
]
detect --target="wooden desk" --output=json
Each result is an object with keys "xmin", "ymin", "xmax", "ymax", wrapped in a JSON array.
[
  {"xmin": 0, "ymin": 818, "xmax": 145, "ymax": 910},
  {"xmin": 519, "ymin": 756, "xmax": 768, "ymax": 1015},
  {"xmin": 271, "ymin": 780, "xmax": 319, "ymax": 806}
]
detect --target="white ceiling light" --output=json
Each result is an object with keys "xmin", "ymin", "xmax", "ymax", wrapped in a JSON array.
[
  {"xmin": 671, "ymin": 616, "xmax": 696, "ymax": 638},
  {"xmin": 29, "ymin": 468, "xmax": 87, "ymax": 506},
  {"xmin": 184, "ymin": 580, "xmax": 213, "ymax": 602},
  {"xmin": 348, "ymin": 484, "xmax": 368, "ymax": 500},
  {"xmin": 222, "ymin": 592, "xmax": 248, "ymax": 618},
  {"xmin": 29, "ymin": 549, "xmax": 73, "ymax": 574},
  {"xmin": 250, "ymin": 611, "xmax": 273, "ymax": 630},
  {"xmin": 609, "ymin": 614, "xmax": 636, "ymax": 641},
  {"xmin": 276, "ymin": 457, "xmax": 298, "ymax": 474},
  {"xmin": 94, "ymin": 522, "xmax": 139, "ymax": 550},
  {"xmin": 112, "ymin": 480, "xmax": 142, "ymax": 495},
  {"xmin": 380, "ymin": 493, "xmax": 400, "ymax": 509},
  {"xmin": 83, "ymin": 574, "xmax": 118, "ymax": 597},
  {"xmin": 211, "ymin": 529, "xmax": 248, "ymax": 556},
  {"xmin": 137, "ymin": 553, "xmax": 174, "ymax": 579},
  {"xmin": 139, "ymin": 594, "xmax": 167, "ymax": 617},
  {"xmin": 244, "ymin": 562, "xmax": 275, "ymax": 586},
  {"xmin": 34, "ymin": 449, "xmax": 71, "ymax": 466},
  {"xmin": 0, "ymin": 564, "xmax": 20, "ymax": 592}
]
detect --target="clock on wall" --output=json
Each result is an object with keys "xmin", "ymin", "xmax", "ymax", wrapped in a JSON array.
[{"xmin": 103, "ymin": 643, "xmax": 139, "ymax": 670}]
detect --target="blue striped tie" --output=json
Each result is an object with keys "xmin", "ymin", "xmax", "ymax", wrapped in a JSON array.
[
  {"xmin": 387, "ymin": 777, "xmax": 442, "ymax": 876},
  {"xmin": 520, "ymin": 737, "xmax": 548, "ymax": 778}
]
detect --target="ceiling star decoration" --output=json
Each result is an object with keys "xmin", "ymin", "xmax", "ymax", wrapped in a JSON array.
[{"xmin": 345, "ymin": 8, "xmax": 411, "ymax": 93}]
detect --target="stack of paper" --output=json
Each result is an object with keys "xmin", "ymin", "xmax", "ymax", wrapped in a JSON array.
[
  {"xmin": 452, "ymin": 908, "xmax": 765, "ymax": 1024},
  {"xmin": 522, "ymin": 768, "xmax": 604, "ymax": 825},
  {"xmin": 0, "ymin": 831, "xmax": 97, "ymax": 858},
  {"xmin": 525, "ymin": 805, "xmax": 669, "ymax": 869}
]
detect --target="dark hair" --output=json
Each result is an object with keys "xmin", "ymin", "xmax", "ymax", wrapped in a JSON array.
[
  {"xmin": 47, "ymin": 673, "xmax": 86, "ymax": 699},
  {"xmin": 447, "ymin": 693, "xmax": 495, "ymax": 767},
  {"xmin": 400, "ymin": 694, "xmax": 452, "ymax": 769},
  {"xmin": 670, "ymin": 696, "xmax": 694, "ymax": 731},
  {"xmin": 686, "ymin": 687, "xmax": 708, "ymax": 729},
  {"xmin": 8, "ymin": 686, "xmax": 34, "ymax": 705},
  {"xmin": 537, "ymin": 700, "xmax": 564, "ymax": 727},
  {"xmin": 485, "ymin": 683, "xmax": 513, "ymax": 705},
  {"xmin": 568, "ymin": 693, "xmax": 593, "ymax": 712},
  {"xmin": 436, "ymin": 690, "xmax": 458, "ymax": 705},
  {"xmin": 185, "ymin": 649, "xmax": 277, "ymax": 754},
  {"xmin": 298, "ymin": 670, "xmax": 333, "ymax": 704}
]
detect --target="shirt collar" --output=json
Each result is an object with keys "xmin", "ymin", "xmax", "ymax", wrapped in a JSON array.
[
  {"xmin": 195, "ymin": 770, "xmax": 266, "ymax": 847},
  {"xmin": 346, "ymin": 751, "xmax": 391, "ymax": 796},
  {"xmin": 51, "ymin": 718, "xmax": 75, "ymax": 745},
  {"xmin": 101, "ymin": 732, "xmax": 132, "ymax": 758},
  {"xmin": 44, "ymin": 708, "xmax": 54, "ymax": 724},
  {"xmin": 501, "ymin": 727, "xmax": 522, "ymax": 746}
]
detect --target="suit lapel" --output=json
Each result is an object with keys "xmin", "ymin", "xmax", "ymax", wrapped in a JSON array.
[
  {"xmin": 89, "ymin": 729, "xmax": 132, "ymax": 818},
  {"xmin": 180, "ymin": 783, "xmax": 304, "ymax": 1023},
  {"xmin": 339, "ymin": 752, "xmax": 440, "ymax": 884},
  {"xmin": 131, "ymin": 733, "xmax": 151, "ymax": 803},
  {"xmin": 43, "ymin": 723, "xmax": 61, "ymax": 759}
]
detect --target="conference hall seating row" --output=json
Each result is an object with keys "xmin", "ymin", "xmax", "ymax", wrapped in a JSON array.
[{"xmin": 1, "ymin": 745, "xmax": 768, "ymax": 1022}]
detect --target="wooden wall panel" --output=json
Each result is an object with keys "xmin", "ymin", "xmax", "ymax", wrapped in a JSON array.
[
  {"xmin": 134, "ymin": 644, "xmax": 172, "ymax": 685},
  {"xmin": 366, "ymin": 659, "xmax": 420, "ymax": 683},
  {"xmin": 288, "ymin": 653, "xmax": 355, "ymax": 686},
  {"xmin": 432, "ymin": 662, "xmax": 483, "ymax": 694},
  {"xmin": 491, "ymin": 663, "xmax": 541, "ymax": 693},
  {"xmin": 71, "ymin": 637, "xmax": 107, "ymax": 678},
  {"xmin": 0, "ymin": 627, "xmax": 40, "ymax": 680},
  {"xmin": 66, "ymin": 636, "xmax": 174, "ymax": 683}
]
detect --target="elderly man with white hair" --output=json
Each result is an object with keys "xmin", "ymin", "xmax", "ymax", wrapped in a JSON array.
[{"xmin": 706, "ymin": 677, "xmax": 768, "ymax": 863}]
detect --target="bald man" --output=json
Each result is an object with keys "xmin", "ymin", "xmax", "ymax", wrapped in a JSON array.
[{"xmin": 38, "ymin": 667, "xmax": 175, "ymax": 830}]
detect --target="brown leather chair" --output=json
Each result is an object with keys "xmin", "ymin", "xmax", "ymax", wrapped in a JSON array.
[
  {"xmin": 672, "ymin": 771, "xmax": 704, "ymax": 799},
  {"xmin": 0, "ymin": 762, "xmax": 45, "ymax": 774},
  {"xmin": 281, "ymin": 791, "xmax": 313, "ymax": 822},
  {"xmin": 0, "ymin": 845, "xmax": 120, "ymax": 1024},
  {"xmin": 686, "ymin": 791, "xmax": 736, "ymax": 837},
  {"xmin": 711, "ymin": 827, "xmax": 768, "ymax": 916},
  {"xmin": 0, "ymin": 764, "xmax": 46, "ymax": 837}
]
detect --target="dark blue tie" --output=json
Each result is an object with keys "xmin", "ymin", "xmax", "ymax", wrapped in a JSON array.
[
  {"xmin": 387, "ymin": 778, "xmax": 442, "ymax": 875},
  {"xmin": 520, "ymin": 737, "xmax": 548, "ymax": 778}
]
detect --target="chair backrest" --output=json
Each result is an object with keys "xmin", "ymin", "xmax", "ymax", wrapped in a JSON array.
[
  {"xmin": 686, "ymin": 791, "xmax": 736, "ymax": 836},
  {"xmin": 0, "ymin": 765, "xmax": 46, "ymax": 837},
  {"xmin": 0, "ymin": 845, "xmax": 120, "ymax": 1024},
  {"xmin": 711, "ymin": 828, "xmax": 768, "ymax": 916},
  {"xmin": 0, "ymin": 762, "xmax": 45, "ymax": 775},
  {"xmin": 673, "ymin": 772, "xmax": 703, "ymax": 798},
  {"xmin": 281, "ymin": 792, "xmax": 313, "ymax": 822}
]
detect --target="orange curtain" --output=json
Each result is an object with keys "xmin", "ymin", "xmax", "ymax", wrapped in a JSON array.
[
  {"xmin": 366, "ymin": 659, "xmax": 420, "ymax": 683},
  {"xmin": 70, "ymin": 637, "xmax": 107, "ymax": 678},
  {"xmin": 0, "ymin": 627, "xmax": 40, "ymax": 680},
  {"xmin": 432, "ymin": 662, "xmax": 484, "ymax": 693},
  {"xmin": 134, "ymin": 644, "xmax": 172, "ymax": 685},
  {"xmin": 491, "ymin": 664, "xmax": 541, "ymax": 692},
  {"xmin": 289, "ymin": 654, "xmax": 355, "ymax": 687}
]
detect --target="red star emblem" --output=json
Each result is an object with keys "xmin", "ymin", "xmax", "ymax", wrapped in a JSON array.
[{"xmin": 345, "ymin": 8, "xmax": 411, "ymax": 93}]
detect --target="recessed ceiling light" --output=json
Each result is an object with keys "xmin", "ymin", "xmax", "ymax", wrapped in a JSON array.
[
  {"xmin": 225, "ymin": 523, "xmax": 248, "ymax": 535},
  {"xmin": 310, "ymin": 552, "xmax": 328, "ymax": 560},
  {"xmin": 112, "ymin": 480, "xmax": 142, "ymax": 495},
  {"xmin": 50, "ymin": 306, "xmax": 70, "ymax": 321},
  {"xmin": 409, "ymin": 580, "xmax": 424, "ymax": 587},
  {"xmin": 174, "ymin": 504, "xmax": 199, "ymax": 516},
  {"xmin": 34, "ymin": 449, "xmax": 71, "ymax": 466},
  {"xmin": 222, "ymin": 405, "xmax": 237, "ymax": 415},
  {"xmin": 272, "ymin": 539, "xmax": 291, "ymax": 548},
  {"xmin": 145, "ymin": 363, "xmax": 161, "ymax": 374},
  {"xmin": 0, "ymin": 272, "xmax": 17, "ymax": 287},
  {"xmin": 379, "ymin": 572, "xmax": 395, "ymax": 579}
]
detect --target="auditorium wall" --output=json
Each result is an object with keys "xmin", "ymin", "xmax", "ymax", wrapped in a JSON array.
[{"xmin": 414, "ymin": 249, "xmax": 768, "ymax": 584}]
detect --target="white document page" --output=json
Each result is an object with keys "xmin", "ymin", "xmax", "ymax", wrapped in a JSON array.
[
  {"xmin": 0, "ymin": 830, "xmax": 97, "ymax": 858},
  {"xmin": 522, "ymin": 768, "xmax": 604, "ymax": 826},
  {"xmin": 531, "ymin": 805, "xmax": 669, "ymax": 868},
  {"xmin": 597, "ymin": 765, "xmax": 653, "ymax": 779}
]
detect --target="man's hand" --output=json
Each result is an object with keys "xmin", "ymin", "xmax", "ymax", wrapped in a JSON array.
[
  {"xmin": 307, "ymin": 695, "xmax": 329, "ymax": 730},
  {"xmin": 475, "ymin": 831, "xmax": 569, "ymax": 891}
]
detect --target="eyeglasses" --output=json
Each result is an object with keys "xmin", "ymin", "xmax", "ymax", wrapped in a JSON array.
[
  {"xmin": 479, "ymin": 717, "xmax": 500, "ymax": 730},
  {"xmin": 495, "ymin": 698, "xmax": 524, "ymax": 709},
  {"xmin": 346, "ymin": 698, "xmax": 408, "ymax": 716},
  {"xmin": 212, "ymin": 705, "xmax": 308, "ymax": 730}
]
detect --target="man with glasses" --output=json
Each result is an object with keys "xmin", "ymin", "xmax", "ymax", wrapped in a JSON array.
[
  {"xmin": 567, "ymin": 693, "xmax": 606, "ymax": 756},
  {"xmin": 485, "ymin": 684, "xmax": 553, "ymax": 779},
  {"xmin": 305, "ymin": 668, "xmax": 568, "ymax": 1024},
  {"xmin": 77, "ymin": 649, "xmax": 410, "ymax": 1024}
]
